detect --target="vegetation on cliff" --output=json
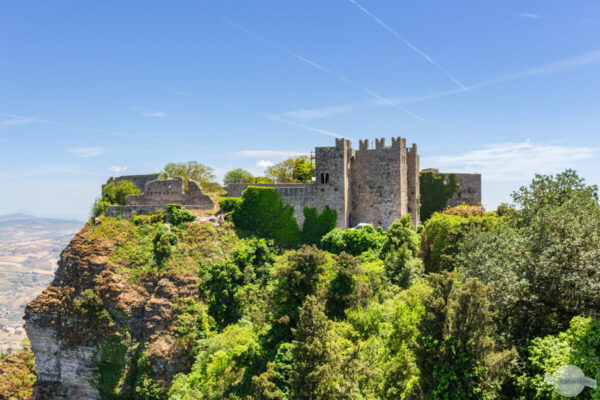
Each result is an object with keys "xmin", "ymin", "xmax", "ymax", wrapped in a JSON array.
[
  {"xmin": 0, "ymin": 340, "xmax": 36, "ymax": 400},
  {"xmin": 15, "ymin": 169, "xmax": 600, "ymax": 399}
]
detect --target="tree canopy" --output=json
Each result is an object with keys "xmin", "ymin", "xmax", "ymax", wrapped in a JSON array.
[
  {"xmin": 161, "ymin": 161, "xmax": 218, "ymax": 192},
  {"xmin": 265, "ymin": 155, "xmax": 314, "ymax": 183},
  {"xmin": 223, "ymin": 168, "xmax": 255, "ymax": 185}
]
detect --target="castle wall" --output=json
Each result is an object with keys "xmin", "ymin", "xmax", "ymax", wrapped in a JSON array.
[
  {"xmin": 349, "ymin": 137, "xmax": 409, "ymax": 230},
  {"xmin": 225, "ymin": 183, "xmax": 316, "ymax": 226},
  {"xmin": 445, "ymin": 173, "xmax": 481, "ymax": 207},
  {"xmin": 126, "ymin": 179, "xmax": 214, "ymax": 209},
  {"xmin": 407, "ymin": 143, "xmax": 420, "ymax": 225},
  {"xmin": 104, "ymin": 173, "xmax": 160, "ymax": 192}
]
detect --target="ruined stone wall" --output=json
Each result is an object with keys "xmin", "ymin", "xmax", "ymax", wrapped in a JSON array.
[
  {"xmin": 445, "ymin": 173, "xmax": 482, "ymax": 207},
  {"xmin": 126, "ymin": 179, "xmax": 214, "ymax": 210},
  {"xmin": 349, "ymin": 137, "xmax": 409, "ymax": 230},
  {"xmin": 314, "ymin": 139, "xmax": 352, "ymax": 228},
  {"xmin": 104, "ymin": 173, "xmax": 160, "ymax": 192},
  {"xmin": 224, "ymin": 183, "xmax": 316, "ymax": 226}
]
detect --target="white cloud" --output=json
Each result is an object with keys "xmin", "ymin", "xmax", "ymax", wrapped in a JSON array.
[
  {"xmin": 0, "ymin": 114, "xmax": 37, "ymax": 126},
  {"xmin": 518, "ymin": 13, "xmax": 541, "ymax": 19},
  {"xmin": 130, "ymin": 107, "xmax": 166, "ymax": 118},
  {"xmin": 422, "ymin": 140, "xmax": 599, "ymax": 182},
  {"xmin": 67, "ymin": 147, "xmax": 104, "ymax": 158},
  {"xmin": 256, "ymin": 160, "xmax": 274, "ymax": 168},
  {"xmin": 234, "ymin": 150, "xmax": 307, "ymax": 158},
  {"xmin": 109, "ymin": 165, "xmax": 129, "ymax": 173}
]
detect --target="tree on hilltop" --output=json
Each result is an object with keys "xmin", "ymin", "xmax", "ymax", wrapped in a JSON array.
[
  {"xmin": 161, "ymin": 161, "xmax": 219, "ymax": 193},
  {"xmin": 223, "ymin": 168, "xmax": 255, "ymax": 185},
  {"xmin": 265, "ymin": 155, "xmax": 314, "ymax": 183}
]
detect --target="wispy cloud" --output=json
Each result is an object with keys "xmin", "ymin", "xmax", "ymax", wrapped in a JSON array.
[
  {"xmin": 256, "ymin": 160, "xmax": 274, "ymax": 168},
  {"xmin": 283, "ymin": 49, "xmax": 600, "ymax": 120},
  {"xmin": 423, "ymin": 140, "xmax": 599, "ymax": 182},
  {"xmin": 130, "ymin": 107, "xmax": 166, "ymax": 118},
  {"xmin": 265, "ymin": 114, "xmax": 351, "ymax": 139},
  {"xmin": 67, "ymin": 147, "xmax": 105, "ymax": 158},
  {"xmin": 0, "ymin": 113, "xmax": 211, "ymax": 150},
  {"xmin": 348, "ymin": 0, "xmax": 468, "ymax": 91},
  {"xmin": 109, "ymin": 165, "xmax": 129, "ymax": 173},
  {"xmin": 224, "ymin": 19, "xmax": 428, "ymax": 124},
  {"xmin": 234, "ymin": 150, "xmax": 307, "ymax": 159},
  {"xmin": 517, "ymin": 13, "xmax": 541, "ymax": 19},
  {"xmin": 0, "ymin": 115, "xmax": 37, "ymax": 126}
]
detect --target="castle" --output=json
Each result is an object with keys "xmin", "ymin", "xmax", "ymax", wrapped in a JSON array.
[{"xmin": 104, "ymin": 137, "xmax": 481, "ymax": 229}]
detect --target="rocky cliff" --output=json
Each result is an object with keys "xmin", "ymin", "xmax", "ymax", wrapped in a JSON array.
[{"xmin": 24, "ymin": 214, "xmax": 232, "ymax": 399}]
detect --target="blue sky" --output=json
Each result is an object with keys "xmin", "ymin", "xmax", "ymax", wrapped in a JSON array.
[{"xmin": 1, "ymin": 1, "xmax": 599, "ymax": 220}]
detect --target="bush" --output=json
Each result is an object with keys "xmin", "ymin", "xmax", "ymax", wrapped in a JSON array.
[
  {"xmin": 380, "ymin": 215, "xmax": 423, "ymax": 287},
  {"xmin": 300, "ymin": 206, "xmax": 337, "ymax": 245},
  {"xmin": 320, "ymin": 225, "xmax": 385, "ymax": 256},
  {"xmin": 219, "ymin": 197, "xmax": 242, "ymax": 213},
  {"xmin": 442, "ymin": 203, "xmax": 486, "ymax": 217},
  {"xmin": 166, "ymin": 204, "xmax": 196, "ymax": 225},
  {"xmin": 91, "ymin": 198, "xmax": 110, "ymax": 217},
  {"xmin": 232, "ymin": 186, "xmax": 300, "ymax": 247},
  {"xmin": 102, "ymin": 180, "xmax": 140, "ymax": 205},
  {"xmin": 419, "ymin": 170, "xmax": 458, "ymax": 222},
  {"xmin": 153, "ymin": 230, "xmax": 177, "ymax": 262}
]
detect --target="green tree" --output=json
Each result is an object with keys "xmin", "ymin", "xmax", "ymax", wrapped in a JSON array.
[
  {"xmin": 420, "ymin": 170, "xmax": 459, "ymax": 221},
  {"xmin": 517, "ymin": 316, "xmax": 600, "ymax": 400},
  {"xmin": 224, "ymin": 168, "xmax": 255, "ymax": 185},
  {"xmin": 416, "ymin": 272, "xmax": 514, "ymax": 399},
  {"xmin": 161, "ymin": 161, "xmax": 217, "ymax": 192},
  {"xmin": 271, "ymin": 246, "xmax": 328, "ymax": 342},
  {"xmin": 265, "ymin": 155, "xmax": 314, "ymax": 183},
  {"xmin": 290, "ymin": 296, "xmax": 339, "ymax": 399},
  {"xmin": 379, "ymin": 215, "xmax": 422, "ymax": 288},
  {"xmin": 458, "ymin": 170, "xmax": 600, "ymax": 349},
  {"xmin": 102, "ymin": 180, "xmax": 140, "ymax": 205},
  {"xmin": 301, "ymin": 206, "xmax": 337, "ymax": 245},
  {"xmin": 232, "ymin": 186, "xmax": 300, "ymax": 247},
  {"xmin": 325, "ymin": 253, "xmax": 371, "ymax": 320}
]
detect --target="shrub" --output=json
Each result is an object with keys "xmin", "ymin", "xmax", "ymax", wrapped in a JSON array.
[
  {"xmin": 300, "ymin": 206, "xmax": 337, "ymax": 245},
  {"xmin": 102, "ymin": 180, "xmax": 140, "ymax": 205},
  {"xmin": 232, "ymin": 186, "xmax": 300, "ymax": 247},
  {"xmin": 442, "ymin": 203, "xmax": 486, "ymax": 217},
  {"xmin": 219, "ymin": 197, "xmax": 242, "ymax": 213},
  {"xmin": 91, "ymin": 198, "xmax": 110, "ymax": 217},
  {"xmin": 153, "ymin": 230, "xmax": 177, "ymax": 262},
  {"xmin": 380, "ymin": 215, "xmax": 423, "ymax": 287},
  {"xmin": 166, "ymin": 204, "xmax": 196, "ymax": 225},
  {"xmin": 320, "ymin": 225, "xmax": 385, "ymax": 256}
]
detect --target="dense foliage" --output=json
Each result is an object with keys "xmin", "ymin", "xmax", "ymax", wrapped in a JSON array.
[
  {"xmin": 300, "ymin": 206, "xmax": 337, "ymax": 245},
  {"xmin": 231, "ymin": 186, "xmax": 300, "ymax": 247},
  {"xmin": 419, "ymin": 170, "xmax": 458, "ymax": 221},
  {"xmin": 10, "ymin": 169, "xmax": 600, "ymax": 400},
  {"xmin": 102, "ymin": 180, "xmax": 140, "ymax": 205},
  {"xmin": 0, "ymin": 341, "xmax": 36, "ymax": 400}
]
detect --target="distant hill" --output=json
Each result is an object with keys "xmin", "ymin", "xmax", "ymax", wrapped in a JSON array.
[{"xmin": 0, "ymin": 214, "xmax": 83, "ymax": 352}]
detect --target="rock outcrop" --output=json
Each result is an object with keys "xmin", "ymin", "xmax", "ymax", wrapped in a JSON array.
[{"xmin": 24, "ymin": 215, "xmax": 234, "ymax": 399}]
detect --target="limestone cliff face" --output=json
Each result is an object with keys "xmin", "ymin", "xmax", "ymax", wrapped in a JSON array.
[{"xmin": 24, "ymin": 216, "xmax": 230, "ymax": 399}]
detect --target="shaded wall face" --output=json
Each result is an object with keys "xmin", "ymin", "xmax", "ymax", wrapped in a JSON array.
[
  {"xmin": 314, "ymin": 144, "xmax": 350, "ymax": 228},
  {"xmin": 126, "ymin": 180, "xmax": 214, "ymax": 209},
  {"xmin": 349, "ymin": 147, "xmax": 406, "ymax": 230},
  {"xmin": 446, "ymin": 173, "xmax": 482, "ymax": 207}
]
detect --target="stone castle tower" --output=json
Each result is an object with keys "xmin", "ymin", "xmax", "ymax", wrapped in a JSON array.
[{"xmin": 313, "ymin": 137, "xmax": 420, "ymax": 228}]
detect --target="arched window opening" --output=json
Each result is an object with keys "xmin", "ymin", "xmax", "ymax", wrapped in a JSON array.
[
  {"xmin": 325, "ymin": 173, "xmax": 330, "ymax": 184},
  {"xmin": 320, "ymin": 173, "xmax": 325, "ymax": 184}
]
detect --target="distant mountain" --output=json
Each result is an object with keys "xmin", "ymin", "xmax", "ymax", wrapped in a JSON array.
[{"xmin": 0, "ymin": 215, "xmax": 83, "ymax": 352}]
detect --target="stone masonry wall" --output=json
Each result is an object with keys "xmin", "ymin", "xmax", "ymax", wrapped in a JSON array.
[
  {"xmin": 349, "ymin": 137, "xmax": 409, "ymax": 230},
  {"xmin": 126, "ymin": 179, "xmax": 214, "ymax": 210},
  {"xmin": 224, "ymin": 183, "xmax": 316, "ymax": 226},
  {"xmin": 314, "ymin": 139, "xmax": 352, "ymax": 229},
  {"xmin": 104, "ymin": 173, "xmax": 160, "ymax": 192},
  {"xmin": 445, "ymin": 173, "xmax": 482, "ymax": 207}
]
